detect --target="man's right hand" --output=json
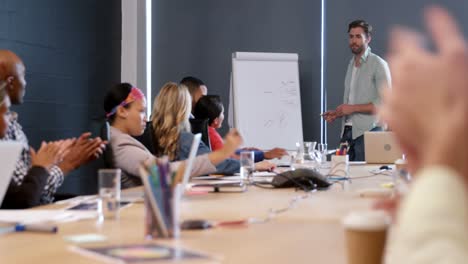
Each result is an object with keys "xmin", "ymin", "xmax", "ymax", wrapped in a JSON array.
[{"xmin": 322, "ymin": 111, "xmax": 338, "ymax": 123}]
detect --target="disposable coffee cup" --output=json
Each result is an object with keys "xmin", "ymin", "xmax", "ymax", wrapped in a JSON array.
[{"xmin": 343, "ymin": 211, "xmax": 390, "ymax": 264}]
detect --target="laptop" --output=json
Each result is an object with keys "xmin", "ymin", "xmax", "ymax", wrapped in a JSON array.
[
  {"xmin": 364, "ymin": 131, "xmax": 403, "ymax": 164},
  {"xmin": 180, "ymin": 133, "xmax": 201, "ymax": 194},
  {"xmin": 0, "ymin": 141, "xmax": 23, "ymax": 205}
]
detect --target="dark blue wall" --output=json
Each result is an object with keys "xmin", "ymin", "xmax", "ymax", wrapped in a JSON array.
[
  {"xmin": 152, "ymin": 0, "xmax": 323, "ymax": 141},
  {"xmin": 2, "ymin": 0, "xmax": 122, "ymax": 195}
]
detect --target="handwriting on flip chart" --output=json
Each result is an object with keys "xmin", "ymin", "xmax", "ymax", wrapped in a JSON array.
[
  {"xmin": 279, "ymin": 80, "xmax": 299, "ymax": 108},
  {"xmin": 260, "ymin": 80, "xmax": 299, "ymax": 129}
]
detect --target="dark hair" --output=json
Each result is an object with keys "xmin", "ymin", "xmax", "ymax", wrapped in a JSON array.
[
  {"xmin": 180, "ymin": 76, "xmax": 205, "ymax": 96},
  {"xmin": 193, "ymin": 95, "xmax": 224, "ymax": 126},
  {"xmin": 348, "ymin": 20, "xmax": 372, "ymax": 37},
  {"xmin": 103, "ymin": 82, "xmax": 133, "ymax": 123}
]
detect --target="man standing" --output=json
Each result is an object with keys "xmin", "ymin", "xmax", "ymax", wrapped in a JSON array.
[{"xmin": 323, "ymin": 20, "xmax": 391, "ymax": 161}]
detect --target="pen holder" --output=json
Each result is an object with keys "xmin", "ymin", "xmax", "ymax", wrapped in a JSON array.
[
  {"xmin": 140, "ymin": 158, "xmax": 181, "ymax": 240},
  {"xmin": 144, "ymin": 186, "xmax": 180, "ymax": 240},
  {"xmin": 329, "ymin": 155, "xmax": 349, "ymax": 177}
]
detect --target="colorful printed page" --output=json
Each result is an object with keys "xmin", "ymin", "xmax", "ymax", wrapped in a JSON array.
[{"xmin": 70, "ymin": 243, "xmax": 217, "ymax": 263}]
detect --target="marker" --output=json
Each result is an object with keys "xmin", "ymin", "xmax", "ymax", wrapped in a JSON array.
[{"xmin": 15, "ymin": 224, "xmax": 58, "ymax": 233}]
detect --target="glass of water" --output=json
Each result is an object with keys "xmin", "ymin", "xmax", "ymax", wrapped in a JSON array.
[
  {"xmin": 317, "ymin": 143, "xmax": 328, "ymax": 165},
  {"xmin": 302, "ymin": 141, "xmax": 317, "ymax": 161},
  {"xmin": 98, "ymin": 169, "xmax": 121, "ymax": 220},
  {"xmin": 240, "ymin": 151, "xmax": 255, "ymax": 184}
]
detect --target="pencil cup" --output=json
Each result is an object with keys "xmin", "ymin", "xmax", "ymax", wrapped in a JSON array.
[
  {"xmin": 140, "ymin": 157, "xmax": 182, "ymax": 239},
  {"xmin": 330, "ymin": 155, "xmax": 349, "ymax": 177},
  {"xmin": 144, "ymin": 187, "xmax": 180, "ymax": 239}
]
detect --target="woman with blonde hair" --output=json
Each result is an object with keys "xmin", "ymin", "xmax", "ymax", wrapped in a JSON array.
[
  {"xmin": 152, "ymin": 82, "xmax": 192, "ymax": 161},
  {"xmin": 151, "ymin": 82, "xmax": 275, "ymax": 174},
  {"xmin": 105, "ymin": 83, "xmax": 242, "ymax": 188}
]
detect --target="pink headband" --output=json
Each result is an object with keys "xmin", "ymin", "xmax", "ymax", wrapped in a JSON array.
[{"xmin": 106, "ymin": 87, "xmax": 145, "ymax": 118}]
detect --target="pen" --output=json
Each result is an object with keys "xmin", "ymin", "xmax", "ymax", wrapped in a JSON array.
[
  {"xmin": 328, "ymin": 176, "xmax": 349, "ymax": 181},
  {"xmin": 15, "ymin": 224, "xmax": 58, "ymax": 233}
]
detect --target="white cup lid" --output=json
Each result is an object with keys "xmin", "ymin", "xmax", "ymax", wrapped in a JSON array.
[
  {"xmin": 343, "ymin": 210, "xmax": 390, "ymax": 231},
  {"xmin": 395, "ymin": 158, "xmax": 407, "ymax": 165}
]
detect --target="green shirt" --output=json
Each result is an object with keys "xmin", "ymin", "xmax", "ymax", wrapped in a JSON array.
[{"xmin": 342, "ymin": 47, "xmax": 391, "ymax": 139}]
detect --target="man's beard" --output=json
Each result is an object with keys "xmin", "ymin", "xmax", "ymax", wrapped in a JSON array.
[{"xmin": 350, "ymin": 44, "xmax": 364, "ymax": 55}]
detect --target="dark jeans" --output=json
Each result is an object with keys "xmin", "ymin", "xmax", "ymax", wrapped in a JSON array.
[{"xmin": 340, "ymin": 126, "xmax": 382, "ymax": 161}]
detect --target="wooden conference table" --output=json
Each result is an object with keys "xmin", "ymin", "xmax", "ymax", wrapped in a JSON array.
[{"xmin": 0, "ymin": 164, "xmax": 393, "ymax": 264}]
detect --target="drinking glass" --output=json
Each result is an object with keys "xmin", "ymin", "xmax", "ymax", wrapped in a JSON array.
[
  {"xmin": 240, "ymin": 151, "xmax": 255, "ymax": 184},
  {"xmin": 97, "ymin": 169, "xmax": 121, "ymax": 220}
]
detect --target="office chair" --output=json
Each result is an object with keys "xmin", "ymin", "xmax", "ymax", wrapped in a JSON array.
[
  {"xmin": 100, "ymin": 121, "xmax": 116, "ymax": 168},
  {"xmin": 133, "ymin": 121, "xmax": 158, "ymax": 155},
  {"xmin": 54, "ymin": 118, "xmax": 114, "ymax": 202},
  {"xmin": 189, "ymin": 118, "xmax": 211, "ymax": 150}
]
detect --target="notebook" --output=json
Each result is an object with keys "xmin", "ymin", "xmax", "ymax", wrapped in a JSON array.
[
  {"xmin": 0, "ymin": 141, "xmax": 22, "ymax": 205},
  {"xmin": 69, "ymin": 243, "xmax": 216, "ymax": 263}
]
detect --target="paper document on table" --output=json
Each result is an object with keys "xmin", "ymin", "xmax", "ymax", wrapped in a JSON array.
[
  {"xmin": 69, "ymin": 243, "xmax": 219, "ymax": 263},
  {"xmin": 0, "ymin": 210, "xmax": 97, "ymax": 224},
  {"xmin": 252, "ymin": 172, "xmax": 277, "ymax": 177},
  {"xmin": 193, "ymin": 171, "xmax": 275, "ymax": 181},
  {"xmin": 191, "ymin": 175, "xmax": 226, "ymax": 180},
  {"xmin": 55, "ymin": 195, "xmax": 97, "ymax": 205},
  {"xmin": 190, "ymin": 179, "xmax": 241, "ymax": 186},
  {"xmin": 191, "ymin": 176, "xmax": 273, "ymax": 186},
  {"xmin": 232, "ymin": 171, "xmax": 276, "ymax": 177},
  {"xmin": 192, "ymin": 172, "xmax": 276, "ymax": 180}
]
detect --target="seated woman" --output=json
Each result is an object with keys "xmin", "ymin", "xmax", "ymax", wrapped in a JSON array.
[
  {"xmin": 151, "ymin": 82, "xmax": 275, "ymax": 174},
  {"xmin": 193, "ymin": 95, "xmax": 287, "ymax": 162},
  {"xmin": 0, "ymin": 85, "xmax": 66, "ymax": 209},
  {"xmin": 104, "ymin": 83, "xmax": 242, "ymax": 188}
]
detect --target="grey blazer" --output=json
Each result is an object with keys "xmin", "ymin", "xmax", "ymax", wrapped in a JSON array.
[{"xmin": 110, "ymin": 126, "xmax": 216, "ymax": 188}]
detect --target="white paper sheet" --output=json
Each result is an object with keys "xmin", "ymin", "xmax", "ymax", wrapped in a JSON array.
[{"xmin": 0, "ymin": 210, "xmax": 97, "ymax": 224}]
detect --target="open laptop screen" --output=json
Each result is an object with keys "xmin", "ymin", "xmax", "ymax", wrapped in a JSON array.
[{"xmin": 0, "ymin": 141, "xmax": 23, "ymax": 204}]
